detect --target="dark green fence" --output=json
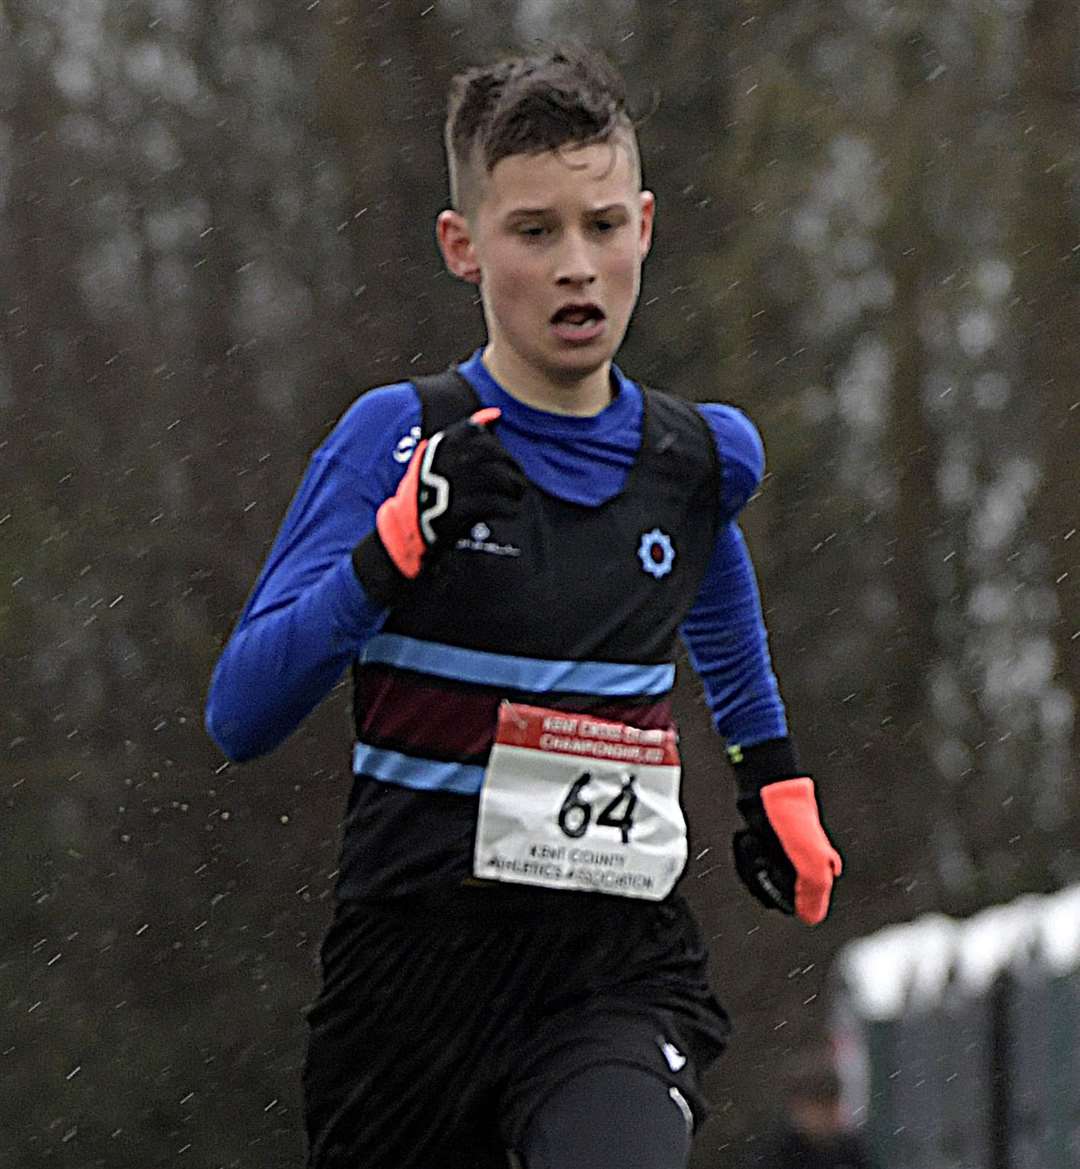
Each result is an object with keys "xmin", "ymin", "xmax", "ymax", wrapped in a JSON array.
[{"xmin": 831, "ymin": 888, "xmax": 1080, "ymax": 1169}]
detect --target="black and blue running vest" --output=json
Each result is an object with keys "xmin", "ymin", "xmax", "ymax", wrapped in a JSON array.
[{"xmin": 337, "ymin": 370, "xmax": 722, "ymax": 901}]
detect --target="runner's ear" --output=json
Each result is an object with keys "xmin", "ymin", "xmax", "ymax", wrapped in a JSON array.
[{"xmin": 436, "ymin": 209, "xmax": 481, "ymax": 284}]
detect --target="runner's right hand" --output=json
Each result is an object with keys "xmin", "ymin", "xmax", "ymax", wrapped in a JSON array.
[{"xmin": 352, "ymin": 408, "xmax": 526, "ymax": 607}]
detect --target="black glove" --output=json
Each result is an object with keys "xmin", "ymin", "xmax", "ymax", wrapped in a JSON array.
[
  {"xmin": 733, "ymin": 796, "xmax": 797, "ymax": 916},
  {"xmin": 352, "ymin": 407, "xmax": 526, "ymax": 607}
]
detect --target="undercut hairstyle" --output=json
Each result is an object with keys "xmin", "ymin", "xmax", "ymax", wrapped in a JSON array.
[{"xmin": 445, "ymin": 45, "xmax": 642, "ymax": 215}]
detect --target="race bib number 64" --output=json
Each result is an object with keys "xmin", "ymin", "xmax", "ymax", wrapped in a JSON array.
[{"xmin": 473, "ymin": 703, "xmax": 688, "ymax": 901}]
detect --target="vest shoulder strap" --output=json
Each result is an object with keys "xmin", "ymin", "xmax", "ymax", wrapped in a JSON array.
[
  {"xmin": 637, "ymin": 386, "xmax": 724, "ymax": 556},
  {"xmin": 411, "ymin": 368, "xmax": 481, "ymax": 436},
  {"xmin": 639, "ymin": 385, "xmax": 723, "ymax": 488}
]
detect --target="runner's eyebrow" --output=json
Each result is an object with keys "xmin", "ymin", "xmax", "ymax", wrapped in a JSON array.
[{"xmin": 504, "ymin": 204, "xmax": 630, "ymax": 221}]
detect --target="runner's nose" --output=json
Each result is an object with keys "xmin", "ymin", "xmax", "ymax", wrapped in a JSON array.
[{"xmin": 555, "ymin": 232, "xmax": 597, "ymax": 287}]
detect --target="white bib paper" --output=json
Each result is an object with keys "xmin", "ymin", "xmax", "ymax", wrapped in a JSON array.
[{"xmin": 473, "ymin": 703, "xmax": 688, "ymax": 901}]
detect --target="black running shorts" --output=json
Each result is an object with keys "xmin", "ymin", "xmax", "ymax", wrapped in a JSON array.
[{"xmin": 302, "ymin": 887, "xmax": 730, "ymax": 1169}]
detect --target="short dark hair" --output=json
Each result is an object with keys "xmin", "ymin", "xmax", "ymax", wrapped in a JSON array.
[{"xmin": 444, "ymin": 44, "xmax": 640, "ymax": 214}]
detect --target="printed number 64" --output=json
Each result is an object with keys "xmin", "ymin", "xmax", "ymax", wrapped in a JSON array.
[{"xmin": 557, "ymin": 772, "xmax": 638, "ymax": 844}]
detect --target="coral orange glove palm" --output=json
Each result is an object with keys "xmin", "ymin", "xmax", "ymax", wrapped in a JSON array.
[{"xmin": 733, "ymin": 777, "xmax": 842, "ymax": 926}]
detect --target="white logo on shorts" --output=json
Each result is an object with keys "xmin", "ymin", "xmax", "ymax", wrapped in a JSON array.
[
  {"xmin": 669, "ymin": 1086, "xmax": 694, "ymax": 1134},
  {"xmin": 660, "ymin": 1039, "xmax": 687, "ymax": 1072}
]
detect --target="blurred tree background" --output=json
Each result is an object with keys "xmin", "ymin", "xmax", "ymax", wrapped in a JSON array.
[{"xmin": 2, "ymin": 0, "xmax": 1076, "ymax": 1165}]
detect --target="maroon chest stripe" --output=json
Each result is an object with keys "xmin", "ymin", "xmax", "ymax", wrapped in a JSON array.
[{"xmin": 355, "ymin": 665, "xmax": 673, "ymax": 763}]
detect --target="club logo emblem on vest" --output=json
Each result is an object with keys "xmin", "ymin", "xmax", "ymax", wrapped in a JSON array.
[{"xmin": 638, "ymin": 528, "xmax": 675, "ymax": 579}]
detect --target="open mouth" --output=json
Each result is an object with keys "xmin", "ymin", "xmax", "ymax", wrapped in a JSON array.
[{"xmin": 550, "ymin": 303, "xmax": 606, "ymax": 341}]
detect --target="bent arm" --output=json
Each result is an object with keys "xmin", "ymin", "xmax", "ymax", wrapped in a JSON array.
[
  {"xmin": 204, "ymin": 456, "xmax": 387, "ymax": 761},
  {"xmin": 205, "ymin": 387, "xmax": 418, "ymax": 761},
  {"xmin": 205, "ymin": 549, "xmax": 386, "ymax": 762}
]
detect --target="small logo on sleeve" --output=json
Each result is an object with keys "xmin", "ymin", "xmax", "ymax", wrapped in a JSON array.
[
  {"xmin": 392, "ymin": 426, "xmax": 422, "ymax": 464},
  {"xmin": 638, "ymin": 528, "xmax": 675, "ymax": 579}
]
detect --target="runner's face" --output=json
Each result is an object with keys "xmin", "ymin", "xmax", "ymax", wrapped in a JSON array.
[{"xmin": 457, "ymin": 141, "xmax": 654, "ymax": 386}]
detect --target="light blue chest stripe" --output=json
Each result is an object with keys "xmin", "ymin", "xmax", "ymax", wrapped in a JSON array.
[
  {"xmin": 353, "ymin": 743, "xmax": 485, "ymax": 795},
  {"xmin": 360, "ymin": 633, "xmax": 675, "ymax": 696}
]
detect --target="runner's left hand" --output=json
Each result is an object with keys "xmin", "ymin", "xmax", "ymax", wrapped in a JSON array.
[{"xmin": 732, "ymin": 777, "xmax": 842, "ymax": 925}]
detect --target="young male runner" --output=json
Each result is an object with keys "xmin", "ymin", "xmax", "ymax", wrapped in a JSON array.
[{"xmin": 206, "ymin": 44, "xmax": 842, "ymax": 1169}]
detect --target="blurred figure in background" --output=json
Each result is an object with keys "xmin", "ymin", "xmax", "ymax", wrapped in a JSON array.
[{"xmin": 742, "ymin": 1048, "xmax": 874, "ymax": 1169}]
